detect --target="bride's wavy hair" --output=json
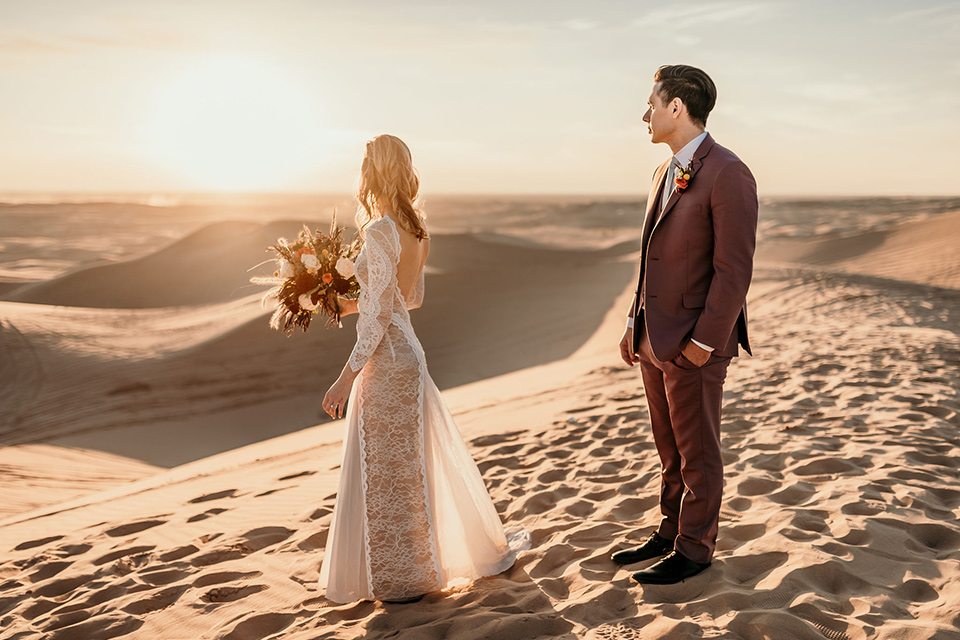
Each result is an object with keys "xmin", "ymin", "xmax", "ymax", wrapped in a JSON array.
[{"xmin": 356, "ymin": 134, "xmax": 428, "ymax": 241}]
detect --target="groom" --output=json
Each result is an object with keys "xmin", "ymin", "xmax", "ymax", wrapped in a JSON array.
[{"xmin": 613, "ymin": 65, "xmax": 758, "ymax": 585}]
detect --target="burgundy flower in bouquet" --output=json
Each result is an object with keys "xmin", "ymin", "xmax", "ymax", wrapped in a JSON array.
[{"xmin": 250, "ymin": 214, "xmax": 361, "ymax": 335}]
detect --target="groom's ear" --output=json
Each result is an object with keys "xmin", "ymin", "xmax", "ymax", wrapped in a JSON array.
[{"xmin": 669, "ymin": 97, "xmax": 685, "ymax": 119}]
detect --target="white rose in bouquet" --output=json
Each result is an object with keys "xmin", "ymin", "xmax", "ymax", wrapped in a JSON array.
[
  {"xmin": 336, "ymin": 257, "xmax": 355, "ymax": 278},
  {"xmin": 298, "ymin": 293, "xmax": 318, "ymax": 310},
  {"xmin": 279, "ymin": 259, "xmax": 295, "ymax": 278},
  {"xmin": 301, "ymin": 253, "xmax": 320, "ymax": 270}
]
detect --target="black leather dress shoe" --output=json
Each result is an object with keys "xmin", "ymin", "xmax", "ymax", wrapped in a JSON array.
[
  {"xmin": 611, "ymin": 532, "xmax": 674, "ymax": 565},
  {"xmin": 631, "ymin": 550, "xmax": 710, "ymax": 585}
]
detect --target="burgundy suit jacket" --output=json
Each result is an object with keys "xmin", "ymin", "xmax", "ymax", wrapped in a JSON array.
[{"xmin": 630, "ymin": 134, "xmax": 758, "ymax": 361}]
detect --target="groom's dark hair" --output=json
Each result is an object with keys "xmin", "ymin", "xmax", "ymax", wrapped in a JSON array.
[{"xmin": 654, "ymin": 65, "xmax": 717, "ymax": 129}]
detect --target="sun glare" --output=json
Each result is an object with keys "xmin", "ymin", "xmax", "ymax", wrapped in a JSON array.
[{"xmin": 143, "ymin": 55, "xmax": 322, "ymax": 191}]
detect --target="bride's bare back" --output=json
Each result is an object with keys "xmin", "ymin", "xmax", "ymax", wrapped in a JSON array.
[{"xmin": 393, "ymin": 217, "xmax": 430, "ymax": 303}]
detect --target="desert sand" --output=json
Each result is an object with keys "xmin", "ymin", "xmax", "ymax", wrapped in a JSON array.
[{"xmin": 1, "ymin": 204, "xmax": 959, "ymax": 639}]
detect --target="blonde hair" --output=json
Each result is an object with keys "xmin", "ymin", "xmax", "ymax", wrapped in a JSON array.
[{"xmin": 356, "ymin": 134, "xmax": 428, "ymax": 240}]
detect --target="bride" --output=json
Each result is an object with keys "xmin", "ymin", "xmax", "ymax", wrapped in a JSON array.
[{"xmin": 318, "ymin": 134, "xmax": 530, "ymax": 604}]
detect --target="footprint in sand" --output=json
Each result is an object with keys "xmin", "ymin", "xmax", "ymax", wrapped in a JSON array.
[
  {"xmin": 20, "ymin": 597, "xmax": 60, "ymax": 621},
  {"xmin": 296, "ymin": 530, "xmax": 327, "ymax": 551},
  {"xmin": 737, "ymin": 477, "xmax": 782, "ymax": 496},
  {"xmin": 836, "ymin": 528, "xmax": 871, "ymax": 546},
  {"xmin": 27, "ymin": 560, "xmax": 73, "ymax": 582},
  {"xmin": 317, "ymin": 599, "xmax": 377, "ymax": 623},
  {"xmin": 305, "ymin": 506, "xmax": 331, "ymax": 522},
  {"xmin": 14, "ymin": 535, "xmax": 63, "ymax": 551},
  {"xmin": 491, "ymin": 443, "xmax": 525, "ymax": 456},
  {"xmin": 217, "ymin": 612, "xmax": 297, "ymax": 640},
  {"xmin": 47, "ymin": 613, "xmax": 144, "ymax": 638},
  {"xmin": 201, "ymin": 584, "xmax": 269, "ymax": 603},
  {"xmin": 52, "ymin": 543, "xmax": 92, "ymax": 558},
  {"xmin": 254, "ymin": 487, "xmax": 293, "ymax": 498},
  {"xmin": 722, "ymin": 551, "xmax": 788, "ymax": 585},
  {"xmin": 187, "ymin": 508, "xmax": 228, "ymax": 523},
  {"xmin": 563, "ymin": 500, "xmax": 595, "ymax": 518},
  {"xmin": 718, "ymin": 523, "xmax": 767, "ymax": 550},
  {"xmin": 927, "ymin": 486, "xmax": 960, "ymax": 508},
  {"xmin": 892, "ymin": 579, "xmax": 939, "ymax": 604},
  {"xmin": 840, "ymin": 500, "xmax": 885, "ymax": 516},
  {"xmin": 278, "ymin": 470, "xmax": 317, "ymax": 481},
  {"xmin": 529, "ymin": 544, "xmax": 591, "ymax": 579},
  {"xmin": 42, "ymin": 610, "xmax": 95, "ymax": 633},
  {"xmin": 111, "ymin": 552, "xmax": 152, "ymax": 576},
  {"xmin": 48, "ymin": 582, "xmax": 127, "ymax": 616},
  {"xmin": 469, "ymin": 430, "xmax": 526, "ymax": 447},
  {"xmin": 537, "ymin": 468, "xmax": 568, "ymax": 483},
  {"xmin": 790, "ymin": 510, "xmax": 830, "ymax": 534},
  {"xmin": 105, "ymin": 519, "xmax": 165, "ymax": 537},
  {"xmin": 769, "ymin": 482, "xmax": 816, "ymax": 506},
  {"xmin": 158, "ymin": 544, "xmax": 199, "ymax": 562},
  {"xmin": 903, "ymin": 521, "xmax": 960, "ymax": 555},
  {"xmin": 188, "ymin": 489, "xmax": 238, "ymax": 504},
  {"xmin": 190, "ymin": 544, "xmax": 251, "ymax": 567},
  {"xmin": 32, "ymin": 573, "xmax": 98, "ymax": 599},
  {"xmin": 792, "ymin": 457, "xmax": 860, "ymax": 477},
  {"xmin": 122, "ymin": 584, "xmax": 190, "ymax": 615},
  {"xmin": 239, "ymin": 526, "xmax": 295, "ymax": 552},
  {"xmin": 93, "ymin": 545, "xmax": 156, "ymax": 566},
  {"xmin": 138, "ymin": 567, "xmax": 190, "ymax": 586}
]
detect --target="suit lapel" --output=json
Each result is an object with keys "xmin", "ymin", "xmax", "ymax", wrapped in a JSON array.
[
  {"xmin": 642, "ymin": 160, "xmax": 671, "ymax": 246},
  {"xmin": 652, "ymin": 133, "xmax": 717, "ymax": 233}
]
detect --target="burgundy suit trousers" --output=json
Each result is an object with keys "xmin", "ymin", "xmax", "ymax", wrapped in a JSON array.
[{"xmin": 637, "ymin": 323, "xmax": 730, "ymax": 564}]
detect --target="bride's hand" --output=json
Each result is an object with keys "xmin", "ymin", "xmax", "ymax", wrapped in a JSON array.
[
  {"xmin": 338, "ymin": 297, "xmax": 359, "ymax": 316},
  {"xmin": 323, "ymin": 368, "xmax": 356, "ymax": 419}
]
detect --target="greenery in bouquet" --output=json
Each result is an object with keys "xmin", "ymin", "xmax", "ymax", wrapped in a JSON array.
[{"xmin": 251, "ymin": 215, "xmax": 361, "ymax": 335}]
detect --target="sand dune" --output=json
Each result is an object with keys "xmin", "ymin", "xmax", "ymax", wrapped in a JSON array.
[
  {"xmin": 2, "ymin": 220, "xmax": 328, "ymax": 308},
  {"xmin": 757, "ymin": 209, "xmax": 960, "ymax": 290},
  {"xmin": 0, "ymin": 225, "xmax": 635, "ymax": 470},
  {"xmin": 1, "ymin": 210, "xmax": 959, "ymax": 638}
]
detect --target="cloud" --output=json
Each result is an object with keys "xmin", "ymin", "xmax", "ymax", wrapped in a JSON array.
[
  {"xmin": 884, "ymin": 4, "xmax": 960, "ymax": 24},
  {"xmin": 633, "ymin": 1, "xmax": 773, "ymax": 29}
]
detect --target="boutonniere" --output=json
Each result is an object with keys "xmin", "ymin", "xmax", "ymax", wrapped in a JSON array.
[{"xmin": 674, "ymin": 159, "xmax": 693, "ymax": 192}]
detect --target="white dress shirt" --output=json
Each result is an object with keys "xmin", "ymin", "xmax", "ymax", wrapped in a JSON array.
[{"xmin": 662, "ymin": 130, "xmax": 708, "ymax": 214}]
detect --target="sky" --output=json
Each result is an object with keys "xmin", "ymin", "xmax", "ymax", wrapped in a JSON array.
[{"xmin": 0, "ymin": 0, "xmax": 957, "ymax": 196}]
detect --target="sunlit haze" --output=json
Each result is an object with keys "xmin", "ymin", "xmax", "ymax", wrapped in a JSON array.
[{"xmin": 0, "ymin": 0, "xmax": 957, "ymax": 195}]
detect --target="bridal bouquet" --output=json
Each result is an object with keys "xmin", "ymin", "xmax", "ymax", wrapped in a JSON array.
[{"xmin": 251, "ymin": 216, "xmax": 361, "ymax": 335}]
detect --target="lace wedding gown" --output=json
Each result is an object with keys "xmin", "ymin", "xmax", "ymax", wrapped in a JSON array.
[{"xmin": 318, "ymin": 216, "xmax": 530, "ymax": 603}]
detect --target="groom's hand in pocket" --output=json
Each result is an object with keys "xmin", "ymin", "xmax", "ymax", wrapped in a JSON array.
[
  {"xmin": 619, "ymin": 328, "xmax": 641, "ymax": 366},
  {"xmin": 679, "ymin": 340, "xmax": 711, "ymax": 368}
]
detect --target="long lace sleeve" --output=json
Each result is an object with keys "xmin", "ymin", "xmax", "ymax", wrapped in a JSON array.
[
  {"xmin": 406, "ymin": 271, "xmax": 424, "ymax": 310},
  {"xmin": 348, "ymin": 225, "xmax": 399, "ymax": 373}
]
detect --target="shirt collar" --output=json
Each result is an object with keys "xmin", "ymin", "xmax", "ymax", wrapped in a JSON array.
[{"xmin": 673, "ymin": 130, "xmax": 708, "ymax": 169}]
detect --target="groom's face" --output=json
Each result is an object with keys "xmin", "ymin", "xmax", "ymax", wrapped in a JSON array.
[{"xmin": 643, "ymin": 83, "xmax": 674, "ymax": 145}]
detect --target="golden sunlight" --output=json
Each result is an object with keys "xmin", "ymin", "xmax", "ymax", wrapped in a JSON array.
[{"xmin": 143, "ymin": 55, "xmax": 321, "ymax": 191}]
